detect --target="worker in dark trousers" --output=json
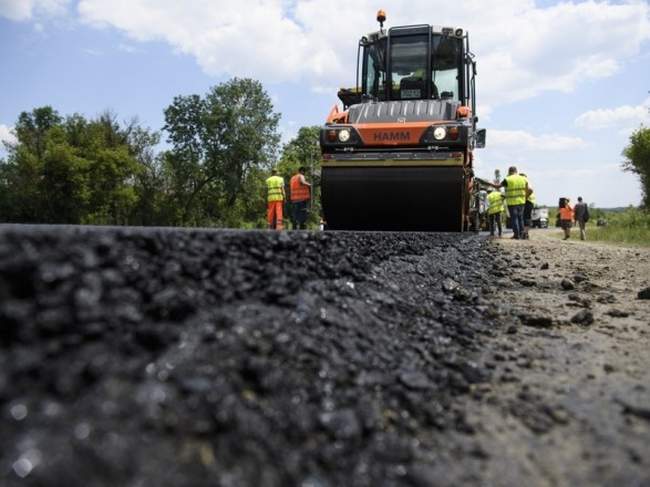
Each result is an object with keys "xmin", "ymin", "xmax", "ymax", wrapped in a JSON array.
[
  {"xmin": 495, "ymin": 166, "xmax": 528, "ymax": 239},
  {"xmin": 289, "ymin": 166, "xmax": 311, "ymax": 230},
  {"xmin": 487, "ymin": 189, "xmax": 505, "ymax": 237},
  {"xmin": 559, "ymin": 197, "xmax": 574, "ymax": 240},
  {"xmin": 520, "ymin": 173, "xmax": 535, "ymax": 240},
  {"xmin": 574, "ymin": 196, "xmax": 589, "ymax": 240}
]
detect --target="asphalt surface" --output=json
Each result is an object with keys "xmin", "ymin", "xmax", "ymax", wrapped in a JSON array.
[
  {"xmin": 0, "ymin": 226, "xmax": 501, "ymax": 487},
  {"xmin": 1, "ymin": 226, "xmax": 648, "ymax": 486}
]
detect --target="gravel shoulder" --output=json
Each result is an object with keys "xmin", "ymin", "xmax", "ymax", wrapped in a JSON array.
[
  {"xmin": 460, "ymin": 231, "xmax": 650, "ymax": 487},
  {"xmin": 0, "ymin": 225, "xmax": 648, "ymax": 486}
]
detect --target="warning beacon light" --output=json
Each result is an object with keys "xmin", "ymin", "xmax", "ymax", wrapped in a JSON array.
[{"xmin": 377, "ymin": 9, "xmax": 386, "ymax": 29}]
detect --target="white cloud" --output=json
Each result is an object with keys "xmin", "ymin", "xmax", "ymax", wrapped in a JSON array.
[
  {"xmin": 3, "ymin": 0, "xmax": 649, "ymax": 115},
  {"xmin": 575, "ymin": 98, "xmax": 650, "ymax": 130},
  {"xmin": 0, "ymin": 124, "xmax": 17, "ymax": 148},
  {"xmin": 117, "ymin": 43, "xmax": 138, "ymax": 53},
  {"xmin": 77, "ymin": 0, "xmax": 339, "ymax": 84},
  {"xmin": 68, "ymin": 0, "xmax": 650, "ymax": 109},
  {"xmin": 474, "ymin": 128, "xmax": 591, "ymax": 204},
  {"xmin": 0, "ymin": 0, "xmax": 69, "ymax": 21},
  {"xmin": 489, "ymin": 129, "xmax": 586, "ymax": 151}
]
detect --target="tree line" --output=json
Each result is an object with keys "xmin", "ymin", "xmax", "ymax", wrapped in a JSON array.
[
  {"xmin": 0, "ymin": 78, "xmax": 322, "ymax": 228},
  {"xmin": 623, "ymin": 126, "xmax": 650, "ymax": 209},
  {"xmin": 1, "ymin": 77, "xmax": 648, "ymax": 227}
]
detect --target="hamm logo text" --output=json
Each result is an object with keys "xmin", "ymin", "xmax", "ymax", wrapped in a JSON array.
[{"xmin": 373, "ymin": 131, "xmax": 410, "ymax": 142}]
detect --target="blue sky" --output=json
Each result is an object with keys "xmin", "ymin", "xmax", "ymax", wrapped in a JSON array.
[{"xmin": 1, "ymin": 0, "xmax": 649, "ymax": 207}]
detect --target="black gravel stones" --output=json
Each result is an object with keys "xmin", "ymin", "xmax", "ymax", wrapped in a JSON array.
[
  {"xmin": 0, "ymin": 225, "xmax": 502, "ymax": 487},
  {"xmin": 561, "ymin": 279, "xmax": 575, "ymax": 290},
  {"xmin": 637, "ymin": 287, "xmax": 650, "ymax": 300},
  {"xmin": 597, "ymin": 294, "xmax": 617, "ymax": 304},
  {"xmin": 573, "ymin": 272, "xmax": 588, "ymax": 283},
  {"xmin": 571, "ymin": 310, "xmax": 595, "ymax": 326},
  {"xmin": 606, "ymin": 309, "xmax": 630, "ymax": 318},
  {"xmin": 615, "ymin": 398, "xmax": 650, "ymax": 421},
  {"xmin": 519, "ymin": 313, "xmax": 553, "ymax": 328},
  {"xmin": 399, "ymin": 370, "xmax": 433, "ymax": 390},
  {"xmin": 568, "ymin": 293, "xmax": 592, "ymax": 308}
]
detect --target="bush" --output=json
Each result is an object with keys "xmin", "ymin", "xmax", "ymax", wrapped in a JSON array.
[{"xmin": 588, "ymin": 208, "xmax": 650, "ymax": 246}]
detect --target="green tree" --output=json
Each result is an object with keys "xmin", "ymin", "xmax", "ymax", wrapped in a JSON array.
[
  {"xmin": 38, "ymin": 126, "xmax": 91, "ymax": 223},
  {"xmin": 0, "ymin": 107, "xmax": 154, "ymax": 225},
  {"xmin": 1, "ymin": 107, "xmax": 65, "ymax": 221},
  {"xmin": 622, "ymin": 126, "xmax": 650, "ymax": 208},
  {"xmin": 163, "ymin": 78, "xmax": 281, "ymax": 226},
  {"xmin": 125, "ymin": 124, "xmax": 165, "ymax": 226},
  {"xmin": 15, "ymin": 106, "xmax": 62, "ymax": 161},
  {"xmin": 1, "ymin": 78, "xmax": 282, "ymax": 228},
  {"xmin": 76, "ymin": 113, "xmax": 142, "ymax": 224}
]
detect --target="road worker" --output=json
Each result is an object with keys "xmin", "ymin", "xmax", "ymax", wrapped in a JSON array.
[
  {"xmin": 265, "ymin": 169, "xmax": 285, "ymax": 230},
  {"xmin": 497, "ymin": 166, "xmax": 528, "ymax": 239},
  {"xmin": 486, "ymin": 188, "xmax": 505, "ymax": 237},
  {"xmin": 559, "ymin": 197, "xmax": 574, "ymax": 240},
  {"xmin": 520, "ymin": 173, "xmax": 535, "ymax": 240},
  {"xmin": 574, "ymin": 196, "xmax": 589, "ymax": 240},
  {"xmin": 289, "ymin": 166, "xmax": 312, "ymax": 230}
]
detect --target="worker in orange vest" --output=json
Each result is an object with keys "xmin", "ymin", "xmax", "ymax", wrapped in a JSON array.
[
  {"xmin": 289, "ymin": 166, "xmax": 311, "ymax": 230},
  {"xmin": 559, "ymin": 197, "xmax": 574, "ymax": 240},
  {"xmin": 266, "ymin": 168, "xmax": 285, "ymax": 230}
]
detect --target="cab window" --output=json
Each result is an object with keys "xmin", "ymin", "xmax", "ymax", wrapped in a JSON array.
[
  {"xmin": 364, "ymin": 39, "xmax": 387, "ymax": 100},
  {"xmin": 389, "ymin": 35, "xmax": 428, "ymax": 100},
  {"xmin": 431, "ymin": 35, "xmax": 461, "ymax": 101}
]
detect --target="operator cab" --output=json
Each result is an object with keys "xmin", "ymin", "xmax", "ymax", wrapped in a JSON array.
[{"xmin": 338, "ymin": 12, "xmax": 476, "ymax": 113}]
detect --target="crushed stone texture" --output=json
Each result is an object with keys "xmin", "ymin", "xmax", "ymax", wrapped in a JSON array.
[{"xmin": 0, "ymin": 225, "xmax": 649, "ymax": 487}]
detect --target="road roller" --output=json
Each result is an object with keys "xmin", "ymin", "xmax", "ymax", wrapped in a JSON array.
[{"xmin": 320, "ymin": 10, "xmax": 486, "ymax": 231}]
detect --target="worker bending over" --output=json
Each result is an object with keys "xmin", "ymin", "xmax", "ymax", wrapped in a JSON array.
[
  {"xmin": 289, "ymin": 167, "xmax": 311, "ymax": 230},
  {"xmin": 266, "ymin": 169, "xmax": 285, "ymax": 230},
  {"xmin": 487, "ymin": 189, "xmax": 505, "ymax": 237}
]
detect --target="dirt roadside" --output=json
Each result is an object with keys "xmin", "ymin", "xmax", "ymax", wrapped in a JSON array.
[{"xmin": 440, "ymin": 230, "xmax": 650, "ymax": 486}]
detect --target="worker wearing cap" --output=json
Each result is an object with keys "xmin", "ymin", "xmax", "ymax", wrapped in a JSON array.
[
  {"xmin": 498, "ymin": 166, "xmax": 528, "ymax": 239},
  {"xmin": 289, "ymin": 166, "xmax": 311, "ymax": 230},
  {"xmin": 487, "ymin": 188, "xmax": 505, "ymax": 237},
  {"xmin": 266, "ymin": 169, "xmax": 285, "ymax": 230}
]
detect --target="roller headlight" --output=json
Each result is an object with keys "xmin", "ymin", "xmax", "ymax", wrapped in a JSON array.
[
  {"xmin": 433, "ymin": 127, "xmax": 447, "ymax": 140},
  {"xmin": 338, "ymin": 129, "xmax": 351, "ymax": 142}
]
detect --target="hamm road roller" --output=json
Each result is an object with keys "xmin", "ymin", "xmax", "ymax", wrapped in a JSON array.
[{"xmin": 320, "ymin": 10, "xmax": 486, "ymax": 231}]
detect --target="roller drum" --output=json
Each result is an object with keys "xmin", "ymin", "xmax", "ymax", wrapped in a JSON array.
[{"xmin": 321, "ymin": 166, "xmax": 465, "ymax": 232}]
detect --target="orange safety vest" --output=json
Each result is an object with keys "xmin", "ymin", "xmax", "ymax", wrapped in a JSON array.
[
  {"xmin": 290, "ymin": 174, "xmax": 310, "ymax": 202},
  {"xmin": 559, "ymin": 205, "xmax": 574, "ymax": 221}
]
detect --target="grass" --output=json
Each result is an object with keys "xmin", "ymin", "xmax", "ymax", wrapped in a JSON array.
[
  {"xmin": 543, "ymin": 207, "xmax": 650, "ymax": 247},
  {"xmin": 579, "ymin": 208, "xmax": 650, "ymax": 247},
  {"xmin": 588, "ymin": 209, "xmax": 650, "ymax": 247}
]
